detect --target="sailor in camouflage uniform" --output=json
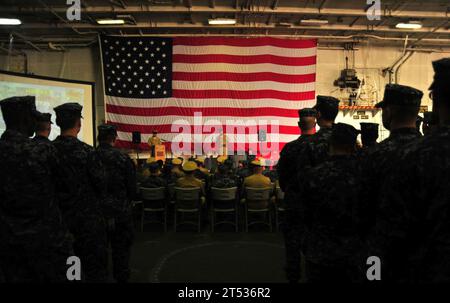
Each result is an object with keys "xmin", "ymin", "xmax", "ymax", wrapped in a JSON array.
[
  {"xmin": 211, "ymin": 163, "xmax": 238, "ymax": 188},
  {"xmin": 295, "ymin": 96, "xmax": 339, "ymax": 171},
  {"xmin": 278, "ymin": 108, "xmax": 316, "ymax": 191},
  {"xmin": 141, "ymin": 160, "xmax": 167, "ymax": 188},
  {"xmin": 359, "ymin": 122, "xmax": 379, "ymax": 150},
  {"xmin": 32, "ymin": 111, "xmax": 53, "ymax": 144},
  {"xmin": 358, "ymin": 85, "xmax": 423, "ymax": 278},
  {"xmin": 280, "ymin": 97, "xmax": 339, "ymax": 282},
  {"xmin": 96, "ymin": 124, "xmax": 136, "ymax": 283},
  {"xmin": 52, "ymin": 103, "xmax": 108, "ymax": 282},
  {"xmin": 372, "ymin": 58, "xmax": 450, "ymax": 282},
  {"xmin": 0, "ymin": 96, "xmax": 73, "ymax": 282},
  {"xmin": 276, "ymin": 108, "xmax": 316, "ymax": 282},
  {"xmin": 290, "ymin": 97, "xmax": 339, "ymax": 282},
  {"xmin": 298, "ymin": 123, "xmax": 361, "ymax": 282}
]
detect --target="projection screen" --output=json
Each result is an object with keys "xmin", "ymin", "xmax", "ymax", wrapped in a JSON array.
[{"xmin": 0, "ymin": 70, "xmax": 95, "ymax": 145}]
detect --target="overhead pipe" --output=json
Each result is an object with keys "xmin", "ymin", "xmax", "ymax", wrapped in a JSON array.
[
  {"xmin": 394, "ymin": 50, "xmax": 414, "ymax": 84},
  {"xmin": 11, "ymin": 31, "xmax": 42, "ymax": 52},
  {"xmin": 2, "ymin": 34, "xmax": 450, "ymax": 50},
  {"xmin": 382, "ymin": 35, "xmax": 411, "ymax": 84},
  {"xmin": 37, "ymin": 0, "xmax": 98, "ymax": 35}
]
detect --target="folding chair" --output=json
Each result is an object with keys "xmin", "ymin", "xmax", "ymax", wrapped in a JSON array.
[
  {"xmin": 140, "ymin": 187, "xmax": 167, "ymax": 232},
  {"xmin": 174, "ymin": 187, "xmax": 202, "ymax": 232},
  {"xmin": 210, "ymin": 187, "xmax": 239, "ymax": 232},
  {"xmin": 242, "ymin": 187, "xmax": 273, "ymax": 232}
]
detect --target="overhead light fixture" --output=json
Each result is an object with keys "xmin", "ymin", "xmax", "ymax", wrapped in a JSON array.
[
  {"xmin": 276, "ymin": 22, "xmax": 292, "ymax": 27},
  {"xmin": 96, "ymin": 19, "xmax": 125, "ymax": 25},
  {"xmin": 300, "ymin": 19, "xmax": 329, "ymax": 26},
  {"xmin": 396, "ymin": 21, "xmax": 422, "ymax": 29},
  {"xmin": 208, "ymin": 18, "xmax": 236, "ymax": 25},
  {"xmin": 0, "ymin": 18, "xmax": 21, "ymax": 25}
]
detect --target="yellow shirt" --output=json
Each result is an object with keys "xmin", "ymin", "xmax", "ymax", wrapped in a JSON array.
[
  {"xmin": 176, "ymin": 175, "xmax": 205, "ymax": 195},
  {"xmin": 242, "ymin": 173, "xmax": 273, "ymax": 208},
  {"xmin": 148, "ymin": 136, "xmax": 161, "ymax": 147},
  {"xmin": 243, "ymin": 173, "xmax": 272, "ymax": 189}
]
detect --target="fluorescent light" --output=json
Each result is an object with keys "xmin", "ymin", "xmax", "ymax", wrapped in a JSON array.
[
  {"xmin": 208, "ymin": 18, "xmax": 236, "ymax": 25},
  {"xmin": 396, "ymin": 21, "xmax": 422, "ymax": 29},
  {"xmin": 300, "ymin": 19, "xmax": 329, "ymax": 25},
  {"xmin": 96, "ymin": 19, "xmax": 125, "ymax": 25},
  {"xmin": 276, "ymin": 22, "xmax": 292, "ymax": 27},
  {"xmin": 0, "ymin": 18, "xmax": 21, "ymax": 25}
]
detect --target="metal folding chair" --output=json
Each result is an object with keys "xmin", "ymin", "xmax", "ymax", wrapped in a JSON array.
[
  {"xmin": 140, "ymin": 187, "xmax": 167, "ymax": 232},
  {"xmin": 242, "ymin": 187, "xmax": 273, "ymax": 232},
  {"xmin": 210, "ymin": 187, "xmax": 239, "ymax": 232},
  {"xmin": 174, "ymin": 187, "xmax": 202, "ymax": 232}
]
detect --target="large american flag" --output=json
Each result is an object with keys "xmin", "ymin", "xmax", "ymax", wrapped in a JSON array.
[{"xmin": 100, "ymin": 36, "xmax": 317, "ymax": 159}]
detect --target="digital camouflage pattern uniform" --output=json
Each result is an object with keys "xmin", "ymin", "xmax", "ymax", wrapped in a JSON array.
[
  {"xmin": 371, "ymin": 59, "xmax": 450, "ymax": 282},
  {"xmin": 211, "ymin": 173, "xmax": 238, "ymax": 188},
  {"xmin": 97, "ymin": 138, "xmax": 136, "ymax": 283},
  {"xmin": 298, "ymin": 154, "xmax": 362, "ymax": 282},
  {"xmin": 296, "ymin": 123, "xmax": 361, "ymax": 282},
  {"xmin": 284, "ymin": 127, "xmax": 333, "ymax": 281},
  {"xmin": 141, "ymin": 174, "xmax": 167, "ymax": 188},
  {"xmin": 358, "ymin": 128, "xmax": 421, "ymax": 247},
  {"xmin": 53, "ymin": 135, "xmax": 108, "ymax": 282},
  {"xmin": 356, "ymin": 84, "xmax": 424, "ymax": 281},
  {"xmin": 373, "ymin": 126, "xmax": 450, "ymax": 282},
  {"xmin": 0, "ymin": 96, "xmax": 73, "ymax": 282},
  {"xmin": 32, "ymin": 135, "xmax": 51, "ymax": 144},
  {"xmin": 277, "ymin": 105, "xmax": 331, "ymax": 282},
  {"xmin": 53, "ymin": 103, "xmax": 108, "ymax": 282}
]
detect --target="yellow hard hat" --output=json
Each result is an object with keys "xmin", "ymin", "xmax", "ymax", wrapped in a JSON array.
[
  {"xmin": 217, "ymin": 155, "xmax": 227, "ymax": 164},
  {"xmin": 251, "ymin": 159, "xmax": 263, "ymax": 166},
  {"xmin": 182, "ymin": 161, "xmax": 198, "ymax": 172},
  {"xmin": 195, "ymin": 156, "xmax": 205, "ymax": 164},
  {"xmin": 146, "ymin": 157, "xmax": 156, "ymax": 164},
  {"xmin": 172, "ymin": 158, "xmax": 182, "ymax": 165}
]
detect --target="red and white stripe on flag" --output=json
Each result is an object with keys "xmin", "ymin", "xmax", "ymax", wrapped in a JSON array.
[{"xmin": 105, "ymin": 37, "xmax": 317, "ymax": 157}]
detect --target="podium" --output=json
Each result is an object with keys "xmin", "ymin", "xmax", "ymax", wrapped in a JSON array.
[{"xmin": 154, "ymin": 144, "xmax": 166, "ymax": 161}]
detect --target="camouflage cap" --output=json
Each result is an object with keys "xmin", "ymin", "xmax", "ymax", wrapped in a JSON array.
[
  {"xmin": 429, "ymin": 57, "xmax": 450, "ymax": 91},
  {"xmin": 36, "ymin": 111, "xmax": 53, "ymax": 124},
  {"xmin": 375, "ymin": 84, "xmax": 423, "ymax": 108},
  {"xmin": 331, "ymin": 123, "xmax": 360, "ymax": 145},
  {"xmin": 298, "ymin": 107, "xmax": 317, "ymax": 118},
  {"xmin": 313, "ymin": 95, "xmax": 340, "ymax": 112},
  {"xmin": 0, "ymin": 96, "xmax": 37, "ymax": 119},
  {"xmin": 54, "ymin": 102, "xmax": 83, "ymax": 119},
  {"xmin": 97, "ymin": 124, "xmax": 117, "ymax": 136}
]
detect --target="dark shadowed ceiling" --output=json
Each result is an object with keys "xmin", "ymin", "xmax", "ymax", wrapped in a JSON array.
[{"xmin": 0, "ymin": 0, "xmax": 449, "ymax": 52}]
